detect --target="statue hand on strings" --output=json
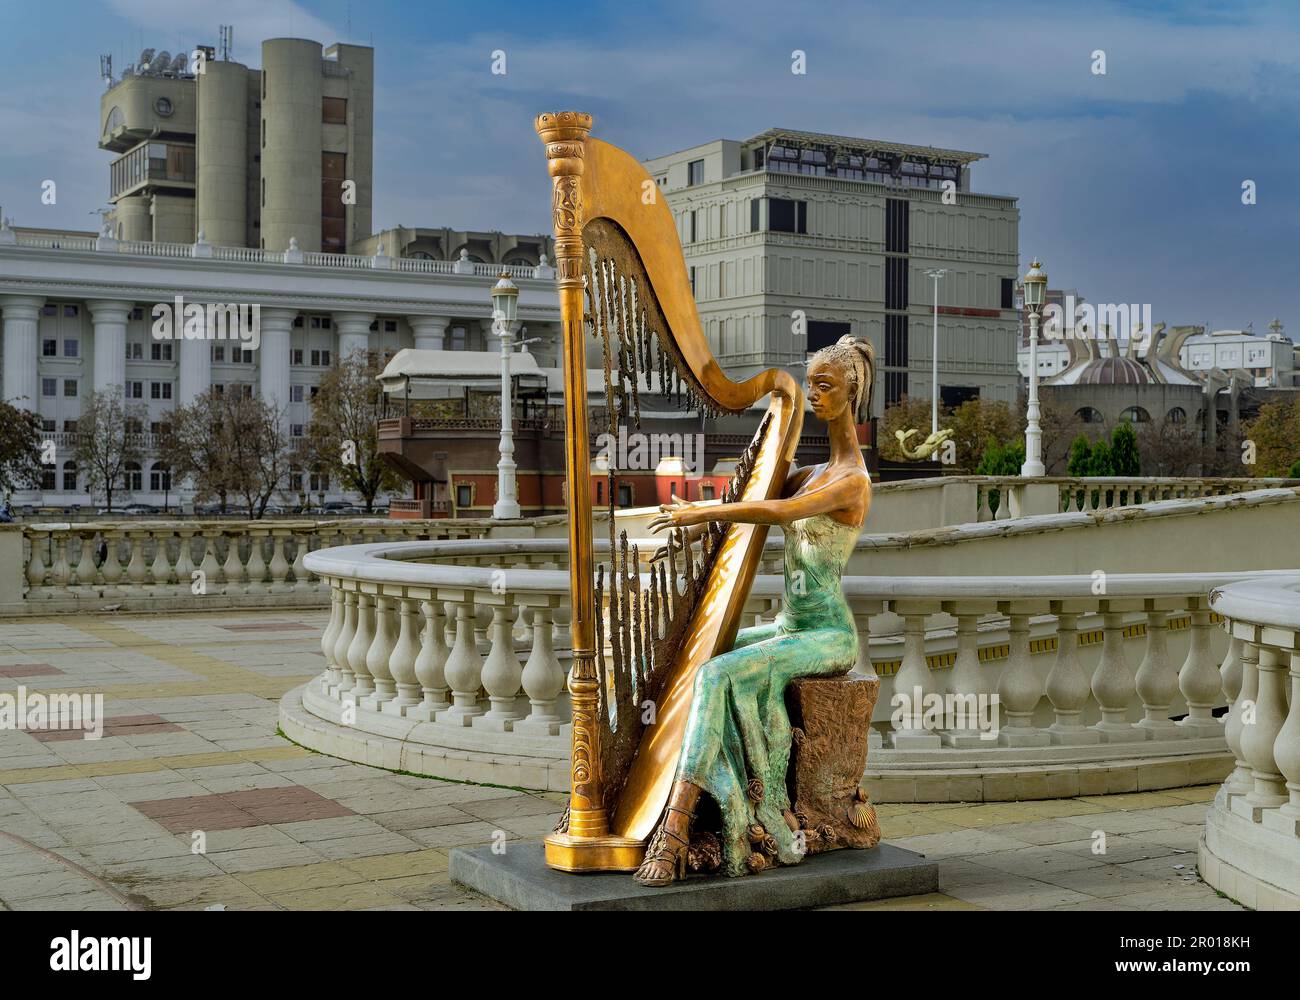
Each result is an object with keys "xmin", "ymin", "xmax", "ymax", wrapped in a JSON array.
[{"xmin": 648, "ymin": 494, "xmax": 711, "ymax": 533}]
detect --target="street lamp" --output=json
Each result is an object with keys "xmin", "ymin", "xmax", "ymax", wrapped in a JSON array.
[
  {"xmin": 925, "ymin": 268, "xmax": 947, "ymax": 437},
  {"xmin": 491, "ymin": 271, "xmax": 522, "ymax": 519},
  {"xmin": 1021, "ymin": 258, "xmax": 1048, "ymax": 477}
]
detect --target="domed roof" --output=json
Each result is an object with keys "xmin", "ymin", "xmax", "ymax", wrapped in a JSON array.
[{"xmin": 1075, "ymin": 357, "xmax": 1154, "ymax": 385}]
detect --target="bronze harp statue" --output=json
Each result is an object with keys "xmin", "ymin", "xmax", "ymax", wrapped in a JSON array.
[{"xmin": 537, "ymin": 112, "xmax": 880, "ymax": 882}]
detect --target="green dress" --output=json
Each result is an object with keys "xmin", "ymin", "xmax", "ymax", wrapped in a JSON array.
[{"xmin": 675, "ymin": 511, "xmax": 860, "ymax": 876}]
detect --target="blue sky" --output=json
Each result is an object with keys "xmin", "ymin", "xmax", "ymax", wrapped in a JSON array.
[{"xmin": 1, "ymin": 0, "xmax": 1297, "ymax": 333}]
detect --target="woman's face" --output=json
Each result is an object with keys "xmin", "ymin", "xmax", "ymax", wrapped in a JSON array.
[{"xmin": 807, "ymin": 357, "xmax": 851, "ymax": 422}]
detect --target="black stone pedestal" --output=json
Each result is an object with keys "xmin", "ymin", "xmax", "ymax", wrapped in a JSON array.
[{"xmin": 450, "ymin": 841, "xmax": 938, "ymax": 911}]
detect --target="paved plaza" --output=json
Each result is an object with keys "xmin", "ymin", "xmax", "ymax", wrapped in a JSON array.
[{"xmin": 0, "ymin": 610, "xmax": 1244, "ymax": 912}]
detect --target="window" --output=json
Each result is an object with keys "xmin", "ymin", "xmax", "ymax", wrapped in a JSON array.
[
  {"xmin": 321, "ymin": 151, "xmax": 347, "ymax": 253},
  {"xmin": 291, "ymin": 424, "xmax": 304, "ymax": 438},
  {"xmin": 885, "ymin": 315, "xmax": 908, "ymax": 367},
  {"xmin": 688, "ymin": 210, "xmax": 697, "ymax": 243},
  {"xmin": 687, "ymin": 159, "xmax": 704, "ymax": 186},
  {"xmin": 290, "ymin": 385, "xmax": 305, "ymax": 402},
  {"xmin": 130, "ymin": 307, "xmax": 144, "ymax": 321},
  {"xmin": 885, "ymin": 199, "xmax": 909, "ymax": 253},
  {"xmin": 43, "ymin": 339, "xmax": 57, "ymax": 357},
  {"xmin": 212, "ymin": 345, "xmax": 225, "ymax": 362},
  {"xmin": 126, "ymin": 342, "xmax": 143, "ymax": 360},
  {"xmin": 310, "ymin": 471, "xmax": 330, "ymax": 492},
  {"xmin": 41, "ymin": 418, "xmax": 54, "ymax": 432},
  {"xmin": 127, "ymin": 381, "xmax": 143, "ymax": 399},
  {"xmin": 151, "ymin": 342, "xmax": 173, "ymax": 361},
  {"xmin": 1075, "ymin": 407, "xmax": 1103, "ymax": 424},
  {"xmin": 64, "ymin": 305, "xmax": 78, "ymax": 318},
  {"xmin": 1001, "ymin": 277, "xmax": 1015, "ymax": 310},
  {"xmin": 150, "ymin": 464, "xmax": 171, "ymax": 491},
  {"xmin": 750, "ymin": 199, "xmax": 760, "ymax": 233},
  {"xmin": 61, "ymin": 462, "xmax": 77, "ymax": 492},
  {"xmin": 941, "ymin": 386, "xmax": 979, "ymax": 408},
  {"xmin": 1167, "ymin": 407, "xmax": 1187, "ymax": 425},
  {"xmin": 42, "ymin": 305, "xmax": 56, "ymax": 317},
  {"xmin": 689, "ymin": 266, "xmax": 696, "ymax": 295},
  {"xmin": 456, "ymin": 484, "xmax": 473, "ymax": 508},
  {"xmin": 63, "ymin": 419, "xmax": 77, "ymax": 433},
  {"xmin": 42, "ymin": 468, "xmax": 56, "ymax": 491},
  {"xmin": 322, "ymin": 96, "xmax": 348, "ymax": 124},
  {"xmin": 123, "ymin": 463, "xmax": 142, "ymax": 492},
  {"xmin": 885, "ymin": 371, "xmax": 908, "ymax": 406},
  {"xmin": 701, "ymin": 483, "xmax": 715, "ymax": 500},
  {"xmin": 885, "ymin": 257, "xmax": 908, "ymax": 310},
  {"xmin": 309, "ymin": 385, "xmax": 320, "ymax": 400},
  {"xmin": 617, "ymin": 483, "xmax": 633, "ymax": 507},
  {"xmin": 383, "ymin": 320, "xmax": 397, "ymax": 333},
  {"xmin": 1119, "ymin": 406, "xmax": 1150, "ymax": 423},
  {"xmin": 63, "ymin": 379, "xmax": 77, "ymax": 398},
  {"xmin": 150, "ymin": 382, "xmax": 172, "ymax": 400},
  {"xmin": 767, "ymin": 198, "xmax": 807, "ymax": 234},
  {"xmin": 808, "ymin": 320, "xmax": 851, "ymax": 353},
  {"xmin": 42, "ymin": 378, "xmax": 56, "ymax": 397}
]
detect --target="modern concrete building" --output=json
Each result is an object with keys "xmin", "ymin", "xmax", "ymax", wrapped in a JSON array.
[
  {"xmin": 100, "ymin": 37, "xmax": 374, "ymax": 253},
  {"xmin": 643, "ymin": 127, "xmax": 1021, "ymax": 419}
]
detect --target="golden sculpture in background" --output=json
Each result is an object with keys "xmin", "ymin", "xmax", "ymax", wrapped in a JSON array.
[{"xmin": 895, "ymin": 426, "xmax": 954, "ymax": 461}]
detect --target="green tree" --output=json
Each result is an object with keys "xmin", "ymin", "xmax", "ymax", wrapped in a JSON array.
[
  {"xmin": 1110, "ymin": 421, "xmax": 1141, "ymax": 476},
  {"xmin": 1240, "ymin": 399, "xmax": 1300, "ymax": 476},
  {"xmin": 976, "ymin": 438, "xmax": 1026, "ymax": 476},
  {"xmin": 1066, "ymin": 434, "xmax": 1092, "ymax": 477},
  {"xmin": 1087, "ymin": 439, "xmax": 1114, "ymax": 477},
  {"xmin": 1289, "ymin": 459, "xmax": 1300, "ymax": 479},
  {"xmin": 0, "ymin": 401, "xmax": 43, "ymax": 500}
]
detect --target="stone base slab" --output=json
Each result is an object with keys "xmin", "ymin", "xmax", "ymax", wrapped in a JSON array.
[
  {"xmin": 1200, "ymin": 789, "xmax": 1300, "ymax": 910},
  {"xmin": 449, "ymin": 841, "xmax": 937, "ymax": 911}
]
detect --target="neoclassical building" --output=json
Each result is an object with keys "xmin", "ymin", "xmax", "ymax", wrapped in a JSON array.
[{"xmin": 0, "ymin": 226, "xmax": 561, "ymax": 509}]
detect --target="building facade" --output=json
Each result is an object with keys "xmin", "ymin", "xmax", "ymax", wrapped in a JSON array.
[
  {"xmin": 100, "ymin": 37, "xmax": 373, "ymax": 253},
  {"xmin": 643, "ymin": 127, "xmax": 1021, "ymax": 419}
]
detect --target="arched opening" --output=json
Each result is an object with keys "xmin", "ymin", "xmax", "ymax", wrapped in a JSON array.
[
  {"xmin": 1119, "ymin": 406, "xmax": 1150, "ymax": 424},
  {"xmin": 1166, "ymin": 407, "xmax": 1186, "ymax": 425},
  {"xmin": 1075, "ymin": 407, "xmax": 1104, "ymax": 425},
  {"xmin": 123, "ymin": 462, "xmax": 142, "ymax": 492},
  {"xmin": 150, "ymin": 462, "xmax": 171, "ymax": 492}
]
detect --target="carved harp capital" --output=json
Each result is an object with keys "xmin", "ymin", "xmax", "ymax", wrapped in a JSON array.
[{"xmin": 535, "ymin": 112, "xmax": 593, "ymax": 288}]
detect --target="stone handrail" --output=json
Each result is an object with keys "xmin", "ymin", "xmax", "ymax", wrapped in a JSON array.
[
  {"xmin": 1200, "ymin": 575, "xmax": 1300, "ymax": 907},
  {"xmin": 292, "ymin": 537, "xmax": 1298, "ymax": 800}
]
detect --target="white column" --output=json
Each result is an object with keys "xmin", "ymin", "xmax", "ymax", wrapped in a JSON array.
[
  {"xmin": 257, "ymin": 308, "xmax": 297, "ymax": 419},
  {"xmin": 335, "ymin": 312, "xmax": 375, "ymax": 361},
  {"xmin": 2, "ymin": 295, "xmax": 44, "ymax": 407},
  {"xmin": 87, "ymin": 299, "xmax": 132, "ymax": 394},
  {"xmin": 1021, "ymin": 308, "xmax": 1045, "ymax": 476},
  {"xmin": 178, "ymin": 322, "xmax": 212, "ymax": 406},
  {"xmin": 493, "ymin": 316, "xmax": 521, "ymax": 519},
  {"xmin": 408, "ymin": 315, "xmax": 449, "ymax": 352}
]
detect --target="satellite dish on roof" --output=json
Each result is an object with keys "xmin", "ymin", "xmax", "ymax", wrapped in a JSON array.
[
  {"xmin": 153, "ymin": 50, "xmax": 171, "ymax": 74},
  {"xmin": 137, "ymin": 48, "xmax": 155, "ymax": 72},
  {"xmin": 168, "ymin": 52, "xmax": 187, "ymax": 75}
]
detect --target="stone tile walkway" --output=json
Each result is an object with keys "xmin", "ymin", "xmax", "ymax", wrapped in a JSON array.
[{"xmin": 0, "ymin": 611, "xmax": 1244, "ymax": 911}]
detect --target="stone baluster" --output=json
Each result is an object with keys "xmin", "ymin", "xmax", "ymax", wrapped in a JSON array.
[
  {"xmin": 174, "ymin": 528, "xmax": 197, "ymax": 597},
  {"xmin": 25, "ymin": 529, "xmax": 47, "ymax": 592},
  {"xmin": 408, "ymin": 599, "xmax": 451, "ymax": 721},
  {"xmin": 997, "ymin": 605, "xmax": 1049, "ymax": 746},
  {"xmin": 124, "ymin": 530, "xmax": 149, "ymax": 594},
  {"xmin": 331, "ymin": 590, "xmax": 359, "ymax": 696},
  {"xmin": 1177, "ymin": 597, "xmax": 1223, "ymax": 737},
  {"xmin": 49, "ymin": 532, "xmax": 70, "ymax": 591},
  {"xmin": 941, "ymin": 602, "xmax": 996, "ymax": 747},
  {"xmin": 244, "ymin": 529, "xmax": 269, "ymax": 594},
  {"xmin": 1045, "ymin": 604, "xmax": 1100, "ymax": 745},
  {"xmin": 292, "ymin": 530, "xmax": 313, "ymax": 593},
  {"xmin": 515, "ymin": 604, "xmax": 565, "ymax": 736},
  {"xmin": 1133, "ymin": 603, "xmax": 1183, "ymax": 738},
  {"xmin": 320, "ymin": 585, "xmax": 344, "ymax": 691},
  {"xmin": 361, "ymin": 593, "xmax": 398, "ymax": 711},
  {"xmin": 437, "ymin": 595, "xmax": 486, "ymax": 726},
  {"xmin": 197, "ymin": 530, "xmax": 221, "ymax": 596},
  {"xmin": 268, "ymin": 529, "xmax": 292, "ymax": 593},
  {"xmin": 383, "ymin": 594, "xmax": 423, "ymax": 715},
  {"xmin": 73, "ymin": 530, "xmax": 98, "ymax": 591},
  {"xmin": 100, "ymin": 530, "xmax": 124, "ymax": 597},
  {"xmin": 475, "ymin": 601, "xmax": 525, "ymax": 731},
  {"xmin": 1238, "ymin": 642, "xmax": 1289, "ymax": 816},
  {"xmin": 149, "ymin": 530, "xmax": 174, "ymax": 592},
  {"xmin": 1089, "ymin": 605, "xmax": 1147, "ymax": 743},
  {"xmin": 221, "ymin": 531, "xmax": 245, "ymax": 594},
  {"xmin": 1223, "ymin": 638, "xmax": 1258, "ymax": 797},
  {"xmin": 889, "ymin": 606, "xmax": 940, "ymax": 748},
  {"xmin": 1263, "ymin": 647, "xmax": 1300, "ymax": 837},
  {"xmin": 344, "ymin": 591, "xmax": 377, "ymax": 702}
]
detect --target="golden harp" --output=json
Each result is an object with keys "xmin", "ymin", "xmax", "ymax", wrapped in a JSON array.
[{"xmin": 536, "ymin": 112, "xmax": 805, "ymax": 872}]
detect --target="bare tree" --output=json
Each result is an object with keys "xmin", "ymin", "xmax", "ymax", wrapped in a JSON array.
[
  {"xmin": 222, "ymin": 391, "xmax": 293, "ymax": 518},
  {"xmin": 157, "ymin": 390, "xmax": 235, "ymax": 512},
  {"xmin": 302, "ymin": 353, "xmax": 404, "ymax": 512},
  {"xmin": 75, "ymin": 388, "xmax": 146, "ymax": 513}
]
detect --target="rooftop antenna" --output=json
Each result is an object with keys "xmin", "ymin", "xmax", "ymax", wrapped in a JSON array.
[
  {"xmin": 99, "ymin": 53, "xmax": 113, "ymax": 88},
  {"xmin": 219, "ymin": 25, "xmax": 233, "ymax": 61}
]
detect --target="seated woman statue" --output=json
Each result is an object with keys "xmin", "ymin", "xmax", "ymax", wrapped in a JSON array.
[{"xmin": 635, "ymin": 335, "xmax": 876, "ymax": 886}]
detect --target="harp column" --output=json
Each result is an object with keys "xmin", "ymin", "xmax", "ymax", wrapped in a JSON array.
[{"xmin": 537, "ymin": 112, "xmax": 641, "ymax": 871}]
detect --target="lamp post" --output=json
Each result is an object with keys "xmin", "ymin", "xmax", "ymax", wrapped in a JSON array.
[
  {"xmin": 926, "ymin": 268, "xmax": 947, "ymax": 437},
  {"xmin": 491, "ymin": 271, "xmax": 522, "ymax": 519},
  {"xmin": 1020, "ymin": 258, "xmax": 1048, "ymax": 477}
]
